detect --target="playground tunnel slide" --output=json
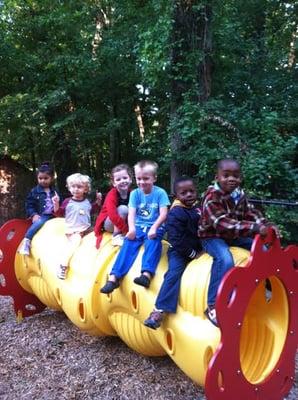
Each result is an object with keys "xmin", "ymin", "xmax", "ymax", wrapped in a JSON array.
[{"xmin": 0, "ymin": 218, "xmax": 297, "ymax": 400}]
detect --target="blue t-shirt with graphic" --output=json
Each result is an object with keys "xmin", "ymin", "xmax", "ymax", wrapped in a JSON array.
[{"xmin": 129, "ymin": 186, "xmax": 170, "ymax": 228}]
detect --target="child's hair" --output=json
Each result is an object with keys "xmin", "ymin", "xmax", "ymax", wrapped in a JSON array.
[
  {"xmin": 134, "ymin": 160, "xmax": 158, "ymax": 176},
  {"xmin": 37, "ymin": 161, "xmax": 54, "ymax": 176},
  {"xmin": 173, "ymin": 176, "xmax": 194, "ymax": 195},
  {"xmin": 217, "ymin": 158, "xmax": 240, "ymax": 171},
  {"xmin": 110, "ymin": 164, "xmax": 133, "ymax": 181},
  {"xmin": 66, "ymin": 173, "xmax": 91, "ymax": 193}
]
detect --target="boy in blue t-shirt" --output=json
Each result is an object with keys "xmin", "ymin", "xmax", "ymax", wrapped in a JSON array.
[{"xmin": 100, "ymin": 160, "xmax": 170, "ymax": 294}]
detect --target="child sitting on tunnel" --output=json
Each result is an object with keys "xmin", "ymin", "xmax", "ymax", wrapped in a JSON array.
[
  {"xmin": 18, "ymin": 162, "xmax": 61, "ymax": 256},
  {"xmin": 199, "ymin": 158, "xmax": 279, "ymax": 327},
  {"xmin": 94, "ymin": 163, "xmax": 133, "ymax": 248},
  {"xmin": 144, "ymin": 176, "xmax": 202, "ymax": 329},
  {"xmin": 100, "ymin": 160, "xmax": 170, "ymax": 294},
  {"xmin": 53, "ymin": 173, "xmax": 102, "ymax": 280}
]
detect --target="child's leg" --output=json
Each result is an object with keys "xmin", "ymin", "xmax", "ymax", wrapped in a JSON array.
[
  {"xmin": 104, "ymin": 205, "xmax": 129, "ymax": 235},
  {"xmin": 201, "ymin": 238, "xmax": 234, "ymax": 307},
  {"xmin": 109, "ymin": 227, "xmax": 144, "ymax": 279},
  {"xmin": 114, "ymin": 205, "xmax": 128, "ymax": 235},
  {"xmin": 60, "ymin": 233, "xmax": 82, "ymax": 266},
  {"xmin": 19, "ymin": 215, "xmax": 52, "ymax": 255},
  {"xmin": 140, "ymin": 227, "xmax": 164, "ymax": 276},
  {"xmin": 25, "ymin": 215, "xmax": 53, "ymax": 240},
  {"xmin": 155, "ymin": 248, "xmax": 187, "ymax": 313},
  {"xmin": 57, "ymin": 233, "xmax": 82, "ymax": 279}
]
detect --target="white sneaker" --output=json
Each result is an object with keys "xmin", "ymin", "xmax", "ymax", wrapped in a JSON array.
[
  {"xmin": 111, "ymin": 234, "xmax": 124, "ymax": 246},
  {"xmin": 18, "ymin": 239, "xmax": 31, "ymax": 256},
  {"xmin": 57, "ymin": 265, "xmax": 69, "ymax": 280}
]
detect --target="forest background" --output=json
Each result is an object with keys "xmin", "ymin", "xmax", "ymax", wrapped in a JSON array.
[{"xmin": 0, "ymin": 0, "xmax": 297, "ymax": 242}]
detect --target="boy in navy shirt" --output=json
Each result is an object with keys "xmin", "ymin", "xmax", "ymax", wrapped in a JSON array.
[{"xmin": 144, "ymin": 176, "xmax": 201, "ymax": 329}]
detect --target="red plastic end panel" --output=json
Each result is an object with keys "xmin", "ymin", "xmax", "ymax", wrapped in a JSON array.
[
  {"xmin": 205, "ymin": 229, "xmax": 298, "ymax": 400},
  {"xmin": 0, "ymin": 219, "xmax": 45, "ymax": 318}
]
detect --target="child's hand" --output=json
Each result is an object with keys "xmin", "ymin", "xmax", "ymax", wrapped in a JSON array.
[
  {"xmin": 126, "ymin": 229, "xmax": 136, "ymax": 240},
  {"xmin": 147, "ymin": 226, "xmax": 157, "ymax": 239},
  {"xmin": 32, "ymin": 214, "xmax": 41, "ymax": 223},
  {"xmin": 52, "ymin": 191, "xmax": 60, "ymax": 212},
  {"xmin": 266, "ymin": 223, "xmax": 281, "ymax": 239},
  {"xmin": 95, "ymin": 191, "xmax": 102, "ymax": 206},
  {"xmin": 259, "ymin": 224, "xmax": 269, "ymax": 237}
]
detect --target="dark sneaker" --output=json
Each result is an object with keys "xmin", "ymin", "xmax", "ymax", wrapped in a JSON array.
[
  {"xmin": 133, "ymin": 274, "xmax": 151, "ymax": 288},
  {"xmin": 100, "ymin": 280, "xmax": 120, "ymax": 294},
  {"xmin": 204, "ymin": 306, "xmax": 218, "ymax": 327},
  {"xmin": 144, "ymin": 310, "xmax": 164, "ymax": 330}
]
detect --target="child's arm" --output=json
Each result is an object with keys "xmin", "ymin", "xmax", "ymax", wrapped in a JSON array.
[
  {"xmin": 148, "ymin": 206, "xmax": 168, "ymax": 239},
  {"xmin": 90, "ymin": 191, "xmax": 102, "ymax": 215},
  {"xmin": 167, "ymin": 208, "xmax": 200, "ymax": 259},
  {"xmin": 95, "ymin": 191, "xmax": 102, "ymax": 206},
  {"xmin": 126, "ymin": 207, "xmax": 136, "ymax": 240},
  {"xmin": 53, "ymin": 198, "xmax": 69, "ymax": 217},
  {"xmin": 25, "ymin": 189, "xmax": 39, "ymax": 219},
  {"xmin": 203, "ymin": 192, "xmax": 266, "ymax": 238},
  {"xmin": 245, "ymin": 203, "xmax": 280, "ymax": 238},
  {"xmin": 52, "ymin": 191, "xmax": 60, "ymax": 213}
]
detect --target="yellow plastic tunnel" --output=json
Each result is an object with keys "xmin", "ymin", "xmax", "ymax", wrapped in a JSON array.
[{"xmin": 0, "ymin": 218, "xmax": 297, "ymax": 400}]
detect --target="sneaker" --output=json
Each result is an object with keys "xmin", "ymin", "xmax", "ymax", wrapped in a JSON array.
[
  {"xmin": 111, "ymin": 234, "xmax": 124, "ymax": 247},
  {"xmin": 100, "ymin": 280, "xmax": 120, "ymax": 294},
  {"xmin": 144, "ymin": 310, "xmax": 164, "ymax": 330},
  {"xmin": 204, "ymin": 305, "xmax": 218, "ymax": 327},
  {"xmin": 18, "ymin": 239, "xmax": 31, "ymax": 256},
  {"xmin": 57, "ymin": 265, "xmax": 69, "ymax": 280},
  {"xmin": 133, "ymin": 274, "xmax": 151, "ymax": 288}
]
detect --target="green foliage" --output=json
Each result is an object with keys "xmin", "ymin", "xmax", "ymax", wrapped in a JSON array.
[{"xmin": 0, "ymin": 0, "xmax": 297, "ymax": 242}]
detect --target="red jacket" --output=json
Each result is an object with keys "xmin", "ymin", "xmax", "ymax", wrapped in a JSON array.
[{"xmin": 94, "ymin": 187, "xmax": 130, "ymax": 248}]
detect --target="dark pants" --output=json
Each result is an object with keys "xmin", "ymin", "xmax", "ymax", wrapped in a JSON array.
[
  {"xmin": 155, "ymin": 248, "xmax": 189, "ymax": 313},
  {"xmin": 25, "ymin": 215, "xmax": 53, "ymax": 240},
  {"xmin": 201, "ymin": 237, "xmax": 253, "ymax": 306},
  {"xmin": 110, "ymin": 225, "xmax": 165, "ymax": 279}
]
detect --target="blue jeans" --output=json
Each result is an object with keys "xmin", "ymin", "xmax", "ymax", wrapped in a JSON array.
[
  {"xmin": 155, "ymin": 248, "xmax": 189, "ymax": 313},
  {"xmin": 25, "ymin": 215, "xmax": 54, "ymax": 240},
  {"xmin": 110, "ymin": 225, "xmax": 165, "ymax": 279},
  {"xmin": 201, "ymin": 237, "xmax": 253, "ymax": 306}
]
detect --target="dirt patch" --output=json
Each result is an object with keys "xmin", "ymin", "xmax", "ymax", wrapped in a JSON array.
[{"xmin": 0, "ymin": 296, "xmax": 297, "ymax": 400}]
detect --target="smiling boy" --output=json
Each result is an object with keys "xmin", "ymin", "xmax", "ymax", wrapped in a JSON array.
[
  {"xmin": 199, "ymin": 159, "xmax": 279, "ymax": 326},
  {"xmin": 100, "ymin": 160, "xmax": 170, "ymax": 294}
]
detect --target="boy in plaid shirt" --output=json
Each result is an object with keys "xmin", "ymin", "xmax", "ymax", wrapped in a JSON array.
[{"xmin": 199, "ymin": 159, "xmax": 279, "ymax": 327}]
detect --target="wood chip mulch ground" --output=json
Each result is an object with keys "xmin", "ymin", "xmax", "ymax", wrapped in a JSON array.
[{"xmin": 0, "ymin": 296, "xmax": 297, "ymax": 400}]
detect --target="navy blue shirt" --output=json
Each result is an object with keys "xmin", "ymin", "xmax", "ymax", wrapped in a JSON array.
[{"xmin": 166, "ymin": 200, "xmax": 202, "ymax": 259}]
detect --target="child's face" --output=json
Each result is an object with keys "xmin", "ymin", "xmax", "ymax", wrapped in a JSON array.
[
  {"xmin": 37, "ymin": 172, "xmax": 53, "ymax": 189},
  {"xmin": 135, "ymin": 167, "xmax": 156, "ymax": 194},
  {"xmin": 216, "ymin": 161, "xmax": 241, "ymax": 193},
  {"xmin": 112, "ymin": 169, "xmax": 132, "ymax": 193},
  {"xmin": 175, "ymin": 180, "xmax": 197, "ymax": 207},
  {"xmin": 69, "ymin": 182, "xmax": 87, "ymax": 200}
]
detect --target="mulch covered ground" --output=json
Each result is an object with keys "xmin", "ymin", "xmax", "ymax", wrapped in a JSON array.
[{"xmin": 0, "ymin": 296, "xmax": 297, "ymax": 400}]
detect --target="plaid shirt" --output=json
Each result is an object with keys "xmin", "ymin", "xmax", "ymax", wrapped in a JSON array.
[{"xmin": 198, "ymin": 185, "xmax": 267, "ymax": 240}]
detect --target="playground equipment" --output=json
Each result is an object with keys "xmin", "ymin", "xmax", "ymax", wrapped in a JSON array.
[{"xmin": 0, "ymin": 218, "xmax": 297, "ymax": 400}]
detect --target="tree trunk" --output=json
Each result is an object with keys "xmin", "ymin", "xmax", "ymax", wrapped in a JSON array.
[{"xmin": 169, "ymin": 1, "xmax": 213, "ymax": 188}]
